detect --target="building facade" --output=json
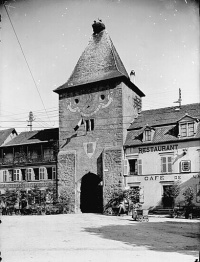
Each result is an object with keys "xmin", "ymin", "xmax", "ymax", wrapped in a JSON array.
[
  {"xmin": 124, "ymin": 104, "xmax": 200, "ymax": 209},
  {"xmin": 0, "ymin": 128, "xmax": 59, "ymax": 195},
  {"xmin": 0, "ymin": 128, "xmax": 18, "ymax": 146},
  {"xmin": 54, "ymin": 21, "xmax": 145, "ymax": 213}
]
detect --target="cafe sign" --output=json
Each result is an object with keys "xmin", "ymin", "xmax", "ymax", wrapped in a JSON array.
[{"xmin": 144, "ymin": 175, "xmax": 181, "ymax": 181}]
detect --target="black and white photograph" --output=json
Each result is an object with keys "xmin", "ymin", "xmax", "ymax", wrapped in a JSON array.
[{"xmin": 0, "ymin": 0, "xmax": 199, "ymax": 261}]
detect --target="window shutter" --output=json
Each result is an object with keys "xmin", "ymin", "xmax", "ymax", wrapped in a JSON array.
[
  {"xmin": 139, "ymin": 186, "xmax": 144, "ymax": 203},
  {"xmin": 31, "ymin": 168, "xmax": 35, "ymax": 181},
  {"xmin": 25, "ymin": 169, "xmax": 28, "ymax": 181},
  {"xmin": 123, "ymin": 159, "xmax": 129, "ymax": 176},
  {"xmin": 44, "ymin": 167, "xmax": 47, "ymax": 180},
  {"xmin": 161, "ymin": 157, "xmax": 166, "ymax": 173},
  {"xmin": 168, "ymin": 157, "xmax": 172, "ymax": 172},
  {"xmin": 13, "ymin": 171, "xmax": 16, "ymax": 181},
  {"xmin": 135, "ymin": 160, "xmax": 138, "ymax": 175},
  {"xmin": 138, "ymin": 159, "xmax": 142, "ymax": 175}
]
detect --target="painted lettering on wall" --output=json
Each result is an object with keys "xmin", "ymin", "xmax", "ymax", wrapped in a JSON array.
[
  {"xmin": 0, "ymin": 182, "xmax": 54, "ymax": 189},
  {"xmin": 139, "ymin": 144, "xmax": 178, "ymax": 154},
  {"xmin": 144, "ymin": 175, "xmax": 181, "ymax": 181}
]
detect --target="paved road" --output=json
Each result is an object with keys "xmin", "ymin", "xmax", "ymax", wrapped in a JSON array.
[{"xmin": 1, "ymin": 214, "xmax": 199, "ymax": 262}]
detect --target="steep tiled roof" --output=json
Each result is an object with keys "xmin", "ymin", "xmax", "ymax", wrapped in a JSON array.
[
  {"xmin": 0, "ymin": 128, "xmax": 17, "ymax": 146},
  {"xmin": 125, "ymin": 103, "xmax": 200, "ymax": 147},
  {"xmin": 128, "ymin": 103, "xmax": 200, "ymax": 130},
  {"xmin": 54, "ymin": 29, "xmax": 144, "ymax": 97},
  {"xmin": 1, "ymin": 128, "xmax": 58, "ymax": 147}
]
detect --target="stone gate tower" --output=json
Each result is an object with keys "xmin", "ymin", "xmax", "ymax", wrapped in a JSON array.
[{"xmin": 54, "ymin": 21, "xmax": 145, "ymax": 213}]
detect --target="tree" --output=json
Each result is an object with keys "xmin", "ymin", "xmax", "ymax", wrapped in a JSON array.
[
  {"xmin": 58, "ymin": 188, "xmax": 71, "ymax": 213},
  {"xmin": 126, "ymin": 188, "xmax": 140, "ymax": 204},
  {"xmin": 183, "ymin": 186, "xmax": 194, "ymax": 207},
  {"xmin": 182, "ymin": 186, "xmax": 194, "ymax": 219}
]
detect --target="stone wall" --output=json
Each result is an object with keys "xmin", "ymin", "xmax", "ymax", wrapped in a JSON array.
[
  {"xmin": 103, "ymin": 147, "xmax": 124, "ymax": 207},
  {"xmin": 57, "ymin": 151, "xmax": 76, "ymax": 212}
]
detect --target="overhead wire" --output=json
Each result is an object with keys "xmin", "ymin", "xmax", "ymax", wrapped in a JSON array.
[{"xmin": 3, "ymin": 3, "xmax": 53, "ymax": 127}]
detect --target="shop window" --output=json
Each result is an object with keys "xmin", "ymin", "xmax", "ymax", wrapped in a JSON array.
[
  {"xmin": 85, "ymin": 119, "xmax": 94, "ymax": 132},
  {"xmin": 161, "ymin": 156, "xmax": 172, "ymax": 173},
  {"xmin": 39, "ymin": 167, "xmax": 45, "ymax": 180},
  {"xmin": 26, "ymin": 168, "xmax": 32, "ymax": 181},
  {"xmin": 3, "ymin": 170, "xmax": 7, "ymax": 182},
  {"xmin": 13, "ymin": 169, "xmax": 20, "ymax": 181}
]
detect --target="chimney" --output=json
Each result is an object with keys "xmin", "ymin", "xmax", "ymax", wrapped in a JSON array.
[{"xmin": 130, "ymin": 70, "xmax": 135, "ymax": 84}]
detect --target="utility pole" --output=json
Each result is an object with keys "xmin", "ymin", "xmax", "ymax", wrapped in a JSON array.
[
  {"xmin": 27, "ymin": 111, "xmax": 35, "ymax": 131},
  {"xmin": 174, "ymin": 88, "xmax": 182, "ymax": 108}
]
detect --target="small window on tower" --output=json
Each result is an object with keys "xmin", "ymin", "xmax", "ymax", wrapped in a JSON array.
[
  {"xmin": 85, "ymin": 119, "xmax": 94, "ymax": 132},
  {"xmin": 75, "ymin": 98, "xmax": 79, "ymax": 104},
  {"xmin": 90, "ymin": 119, "xmax": 94, "ymax": 130}
]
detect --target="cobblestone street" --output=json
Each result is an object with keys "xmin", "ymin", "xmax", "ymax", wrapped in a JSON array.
[{"xmin": 1, "ymin": 214, "xmax": 199, "ymax": 262}]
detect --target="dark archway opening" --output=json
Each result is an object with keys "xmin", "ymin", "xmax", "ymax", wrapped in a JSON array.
[
  {"xmin": 80, "ymin": 173, "xmax": 103, "ymax": 213},
  {"xmin": 162, "ymin": 185, "xmax": 174, "ymax": 208}
]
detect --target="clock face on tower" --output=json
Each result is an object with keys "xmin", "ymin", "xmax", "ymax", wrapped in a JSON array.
[{"xmin": 66, "ymin": 90, "xmax": 113, "ymax": 117}]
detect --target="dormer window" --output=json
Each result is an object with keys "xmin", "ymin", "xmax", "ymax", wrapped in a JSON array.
[
  {"xmin": 144, "ymin": 130, "xmax": 151, "ymax": 141},
  {"xmin": 180, "ymin": 122, "xmax": 194, "ymax": 137},
  {"xmin": 143, "ymin": 126, "xmax": 155, "ymax": 142},
  {"xmin": 178, "ymin": 114, "xmax": 198, "ymax": 138}
]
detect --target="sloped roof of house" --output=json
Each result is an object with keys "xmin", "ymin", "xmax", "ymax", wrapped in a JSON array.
[
  {"xmin": 54, "ymin": 26, "xmax": 145, "ymax": 97},
  {"xmin": 0, "ymin": 128, "xmax": 17, "ymax": 146},
  {"xmin": 125, "ymin": 103, "xmax": 200, "ymax": 147},
  {"xmin": 1, "ymin": 128, "xmax": 59, "ymax": 147},
  {"xmin": 128, "ymin": 103, "xmax": 200, "ymax": 130}
]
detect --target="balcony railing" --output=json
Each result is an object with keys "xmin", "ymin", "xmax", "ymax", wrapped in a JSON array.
[{"xmin": 0, "ymin": 154, "xmax": 56, "ymax": 166}]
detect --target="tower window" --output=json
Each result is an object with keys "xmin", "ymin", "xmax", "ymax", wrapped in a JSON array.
[
  {"xmin": 100, "ymin": 94, "xmax": 105, "ymax": 100},
  {"xmin": 85, "ymin": 119, "xmax": 94, "ymax": 132},
  {"xmin": 75, "ymin": 98, "xmax": 79, "ymax": 104}
]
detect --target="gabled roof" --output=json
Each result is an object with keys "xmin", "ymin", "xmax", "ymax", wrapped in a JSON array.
[
  {"xmin": 128, "ymin": 103, "xmax": 200, "ymax": 130},
  {"xmin": 177, "ymin": 113, "xmax": 198, "ymax": 122},
  {"xmin": 54, "ymin": 28, "xmax": 144, "ymax": 97},
  {"xmin": 125, "ymin": 103, "xmax": 200, "ymax": 147},
  {"xmin": 1, "ymin": 128, "xmax": 59, "ymax": 147},
  {"xmin": 0, "ymin": 128, "xmax": 17, "ymax": 146}
]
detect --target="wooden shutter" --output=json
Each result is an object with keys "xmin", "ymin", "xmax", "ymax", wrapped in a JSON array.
[
  {"xmin": 13, "ymin": 170, "xmax": 16, "ymax": 181},
  {"xmin": 139, "ymin": 186, "xmax": 144, "ymax": 203},
  {"xmin": 168, "ymin": 157, "xmax": 172, "ymax": 173},
  {"xmin": 161, "ymin": 157, "xmax": 166, "ymax": 173},
  {"xmin": 123, "ymin": 159, "xmax": 129, "ymax": 176},
  {"xmin": 138, "ymin": 159, "xmax": 142, "ymax": 175}
]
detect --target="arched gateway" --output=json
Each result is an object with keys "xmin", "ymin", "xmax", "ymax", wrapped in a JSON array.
[
  {"xmin": 54, "ymin": 21, "xmax": 145, "ymax": 213},
  {"xmin": 80, "ymin": 173, "xmax": 103, "ymax": 213}
]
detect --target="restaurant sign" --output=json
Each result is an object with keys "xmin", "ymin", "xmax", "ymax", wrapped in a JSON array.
[{"xmin": 139, "ymin": 144, "xmax": 178, "ymax": 154}]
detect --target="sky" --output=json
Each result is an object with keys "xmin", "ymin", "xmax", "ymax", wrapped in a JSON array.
[{"xmin": 0, "ymin": 0, "xmax": 199, "ymax": 133}]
